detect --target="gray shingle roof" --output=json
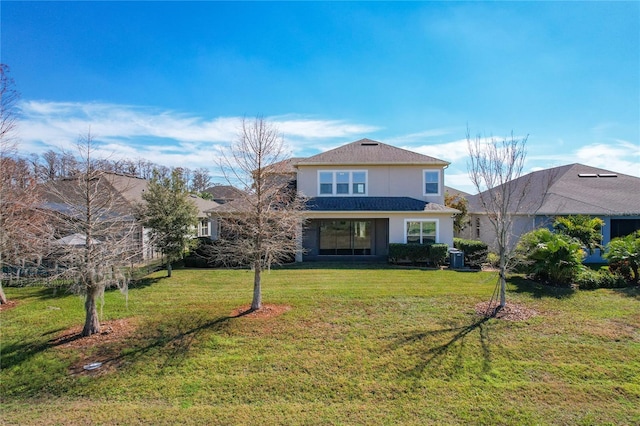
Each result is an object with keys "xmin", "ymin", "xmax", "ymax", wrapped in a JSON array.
[
  {"xmin": 468, "ymin": 163, "xmax": 640, "ymax": 216},
  {"xmin": 297, "ymin": 139, "xmax": 449, "ymax": 166},
  {"xmin": 41, "ymin": 172, "xmax": 218, "ymax": 218},
  {"xmin": 306, "ymin": 197, "xmax": 458, "ymax": 213}
]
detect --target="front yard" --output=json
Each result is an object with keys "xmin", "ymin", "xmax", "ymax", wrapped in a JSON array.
[{"xmin": 1, "ymin": 266, "xmax": 639, "ymax": 425}]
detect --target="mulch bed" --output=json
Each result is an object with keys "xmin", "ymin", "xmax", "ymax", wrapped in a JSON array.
[
  {"xmin": 475, "ymin": 301, "xmax": 538, "ymax": 321},
  {"xmin": 231, "ymin": 304, "xmax": 292, "ymax": 319},
  {"xmin": 0, "ymin": 300, "xmax": 19, "ymax": 311}
]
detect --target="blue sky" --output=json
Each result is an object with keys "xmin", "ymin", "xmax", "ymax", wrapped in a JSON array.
[{"xmin": 2, "ymin": 1, "xmax": 638, "ymax": 192}]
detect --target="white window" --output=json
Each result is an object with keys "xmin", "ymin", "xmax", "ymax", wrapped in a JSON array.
[
  {"xmin": 317, "ymin": 170, "xmax": 368, "ymax": 196},
  {"xmin": 423, "ymin": 170, "xmax": 441, "ymax": 195},
  {"xmin": 199, "ymin": 219, "xmax": 210, "ymax": 237},
  {"xmin": 405, "ymin": 219, "xmax": 438, "ymax": 244}
]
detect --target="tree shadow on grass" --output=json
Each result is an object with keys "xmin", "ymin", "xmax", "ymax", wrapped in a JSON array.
[
  {"xmin": 82, "ymin": 307, "xmax": 260, "ymax": 371},
  {"xmin": 386, "ymin": 314, "xmax": 493, "ymax": 380},
  {"xmin": 128, "ymin": 275, "xmax": 167, "ymax": 290},
  {"xmin": 612, "ymin": 286, "xmax": 640, "ymax": 300},
  {"xmin": 509, "ymin": 276, "xmax": 575, "ymax": 299},
  {"xmin": 1, "ymin": 307, "xmax": 252, "ymax": 374}
]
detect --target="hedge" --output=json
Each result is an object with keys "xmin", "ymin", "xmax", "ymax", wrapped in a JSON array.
[
  {"xmin": 389, "ymin": 243, "xmax": 449, "ymax": 267},
  {"xmin": 453, "ymin": 238, "xmax": 488, "ymax": 269}
]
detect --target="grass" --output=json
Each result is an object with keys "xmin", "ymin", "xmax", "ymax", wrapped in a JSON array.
[{"xmin": 1, "ymin": 265, "xmax": 639, "ymax": 425}]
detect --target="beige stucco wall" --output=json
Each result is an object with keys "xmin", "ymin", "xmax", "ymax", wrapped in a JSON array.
[
  {"xmin": 462, "ymin": 214, "xmax": 539, "ymax": 252},
  {"xmin": 297, "ymin": 165, "xmax": 445, "ymax": 204}
]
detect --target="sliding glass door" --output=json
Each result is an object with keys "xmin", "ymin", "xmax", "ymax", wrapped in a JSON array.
[{"xmin": 319, "ymin": 220, "xmax": 372, "ymax": 255}]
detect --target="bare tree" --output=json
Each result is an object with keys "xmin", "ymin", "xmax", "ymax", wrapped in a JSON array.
[
  {"xmin": 45, "ymin": 132, "xmax": 138, "ymax": 336},
  {"xmin": 191, "ymin": 167, "xmax": 212, "ymax": 194},
  {"xmin": 467, "ymin": 131, "xmax": 530, "ymax": 309},
  {"xmin": 212, "ymin": 117, "xmax": 306, "ymax": 311},
  {"xmin": 41, "ymin": 150, "xmax": 60, "ymax": 181},
  {"xmin": 0, "ymin": 64, "xmax": 48, "ymax": 304}
]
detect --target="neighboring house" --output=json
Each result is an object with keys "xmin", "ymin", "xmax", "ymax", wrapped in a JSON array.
[
  {"xmin": 460, "ymin": 163, "xmax": 640, "ymax": 263},
  {"xmin": 296, "ymin": 138, "xmax": 459, "ymax": 261},
  {"xmin": 188, "ymin": 194, "xmax": 220, "ymax": 239},
  {"xmin": 202, "ymin": 185, "xmax": 245, "ymax": 204},
  {"xmin": 41, "ymin": 172, "xmax": 219, "ymax": 261}
]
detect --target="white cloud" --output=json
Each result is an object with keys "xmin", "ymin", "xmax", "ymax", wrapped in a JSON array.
[
  {"xmin": 16, "ymin": 100, "xmax": 379, "ymax": 172},
  {"xmin": 407, "ymin": 139, "xmax": 470, "ymax": 163},
  {"xmin": 385, "ymin": 128, "xmax": 456, "ymax": 145},
  {"xmin": 574, "ymin": 141, "xmax": 640, "ymax": 177}
]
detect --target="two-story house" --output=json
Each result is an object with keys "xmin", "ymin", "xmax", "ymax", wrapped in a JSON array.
[{"xmin": 295, "ymin": 139, "xmax": 459, "ymax": 261}]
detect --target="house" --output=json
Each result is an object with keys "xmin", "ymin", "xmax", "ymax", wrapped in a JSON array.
[
  {"xmin": 295, "ymin": 139, "xmax": 459, "ymax": 261},
  {"xmin": 460, "ymin": 163, "xmax": 640, "ymax": 263},
  {"xmin": 202, "ymin": 185, "xmax": 245, "ymax": 204},
  {"xmin": 41, "ymin": 172, "xmax": 219, "ymax": 261}
]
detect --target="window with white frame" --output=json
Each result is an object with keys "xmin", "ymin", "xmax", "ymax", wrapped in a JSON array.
[
  {"xmin": 405, "ymin": 219, "xmax": 438, "ymax": 244},
  {"xmin": 199, "ymin": 219, "xmax": 210, "ymax": 237},
  {"xmin": 423, "ymin": 170, "xmax": 441, "ymax": 195},
  {"xmin": 318, "ymin": 170, "xmax": 367, "ymax": 196}
]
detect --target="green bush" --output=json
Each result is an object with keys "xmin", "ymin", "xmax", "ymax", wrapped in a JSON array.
[
  {"xmin": 515, "ymin": 228, "xmax": 585, "ymax": 286},
  {"xmin": 486, "ymin": 252, "xmax": 500, "ymax": 268},
  {"xmin": 388, "ymin": 243, "xmax": 448, "ymax": 267},
  {"xmin": 604, "ymin": 231, "xmax": 640, "ymax": 285},
  {"xmin": 429, "ymin": 244, "xmax": 449, "ymax": 267},
  {"xmin": 575, "ymin": 268, "xmax": 630, "ymax": 289},
  {"xmin": 453, "ymin": 238, "xmax": 488, "ymax": 269}
]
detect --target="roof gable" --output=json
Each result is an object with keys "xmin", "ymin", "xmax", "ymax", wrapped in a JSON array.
[{"xmin": 297, "ymin": 139, "xmax": 449, "ymax": 166}]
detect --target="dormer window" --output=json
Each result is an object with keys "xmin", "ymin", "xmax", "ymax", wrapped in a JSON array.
[{"xmin": 318, "ymin": 170, "xmax": 368, "ymax": 196}]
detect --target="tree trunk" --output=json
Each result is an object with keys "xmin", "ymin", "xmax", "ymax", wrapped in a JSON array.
[
  {"xmin": 0, "ymin": 282, "xmax": 7, "ymax": 304},
  {"xmin": 167, "ymin": 262, "xmax": 172, "ymax": 278},
  {"xmin": 251, "ymin": 261, "xmax": 262, "ymax": 311},
  {"xmin": 498, "ymin": 247, "xmax": 507, "ymax": 309},
  {"xmin": 82, "ymin": 286, "xmax": 101, "ymax": 336},
  {"xmin": 499, "ymin": 270, "xmax": 507, "ymax": 309},
  {"xmin": 0, "ymin": 250, "xmax": 6, "ymax": 304}
]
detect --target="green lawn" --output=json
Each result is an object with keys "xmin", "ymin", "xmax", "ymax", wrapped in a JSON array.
[{"xmin": 1, "ymin": 266, "xmax": 639, "ymax": 425}]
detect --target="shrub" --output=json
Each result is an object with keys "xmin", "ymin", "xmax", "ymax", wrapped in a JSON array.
[
  {"xmin": 604, "ymin": 231, "xmax": 640, "ymax": 285},
  {"xmin": 388, "ymin": 243, "xmax": 448, "ymax": 267},
  {"xmin": 609, "ymin": 261, "xmax": 633, "ymax": 283},
  {"xmin": 429, "ymin": 244, "xmax": 449, "ymax": 267},
  {"xmin": 486, "ymin": 252, "xmax": 500, "ymax": 269},
  {"xmin": 453, "ymin": 238, "xmax": 488, "ymax": 269},
  {"xmin": 515, "ymin": 228, "xmax": 585, "ymax": 286},
  {"xmin": 575, "ymin": 268, "xmax": 630, "ymax": 289}
]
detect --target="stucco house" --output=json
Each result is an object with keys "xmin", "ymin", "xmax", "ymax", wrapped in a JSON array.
[
  {"xmin": 41, "ymin": 172, "xmax": 219, "ymax": 261},
  {"xmin": 295, "ymin": 139, "xmax": 458, "ymax": 261},
  {"xmin": 460, "ymin": 163, "xmax": 640, "ymax": 263}
]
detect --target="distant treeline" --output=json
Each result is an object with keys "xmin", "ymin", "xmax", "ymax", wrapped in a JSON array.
[{"xmin": 8, "ymin": 149, "xmax": 216, "ymax": 194}]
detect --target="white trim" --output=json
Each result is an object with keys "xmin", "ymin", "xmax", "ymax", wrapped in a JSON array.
[
  {"xmin": 403, "ymin": 218, "xmax": 440, "ymax": 244},
  {"xmin": 422, "ymin": 169, "xmax": 442, "ymax": 196},
  {"xmin": 317, "ymin": 170, "xmax": 368, "ymax": 196}
]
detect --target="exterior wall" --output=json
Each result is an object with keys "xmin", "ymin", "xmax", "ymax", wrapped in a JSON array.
[
  {"xmin": 387, "ymin": 213, "xmax": 455, "ymax": 247},
  {"xmin": 464, "ymin": 213, "xmax": 640, "ymax": 263},
  {"xmin": 302, "ymin": 212, "xmax": 456, "ymax": 260},
  {"xmin": 297, "ymin": 165, "xmax": 445, "ymax": 204}
]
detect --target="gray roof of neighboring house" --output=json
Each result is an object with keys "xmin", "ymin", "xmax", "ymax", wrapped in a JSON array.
[
  {"xmin": 306, "ymin": 197, "xmax": 459, "ymax": 213},
  {"xmin": 203, "ymin": 185, "xmax": 245, "ymax": 202},
  {"xmin": 468, "ymin": 163, "xmax": 640, "ymax": 216},
  {"xmin": 444, "ymin": 186, "xmax": 471, "ymax": 199},
  {"xmin": 296, "ymin": 139, "xmax": 450, "ymax": 166},
  {"xmin": 264, "ymin": 157, "xmax": 305, "ymax": 174},
  {"xmin": 41, "ymin": 172, "xmax": 218, "ymax": 218}
]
